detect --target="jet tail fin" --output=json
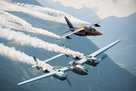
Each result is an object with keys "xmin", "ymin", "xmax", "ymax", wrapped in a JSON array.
[{"xmin": 64, "ymin": 16, "xmax": 74, "ymax": 29}]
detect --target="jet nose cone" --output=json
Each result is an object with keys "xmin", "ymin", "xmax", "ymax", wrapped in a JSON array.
[
  {"xmin": 99, "ymin": 32, "xmax": 102, "ymax": 35},
  {"xmin": 95, "ymin": 31, "xmax": 102, "ymax": 35}
]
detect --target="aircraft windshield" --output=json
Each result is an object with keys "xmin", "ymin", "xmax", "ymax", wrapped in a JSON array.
[
  {"xmin": 84, "ymin": 26, "xmax": 90, "ymax": 30},
  {"xmin": 85, "ymin": 26, "xmax": 96, "ymax": 32}
]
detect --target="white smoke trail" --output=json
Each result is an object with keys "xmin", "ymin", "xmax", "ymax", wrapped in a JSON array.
[
  {"xmin": 0, "ymin": 1, "xmax": 88, "ymax": 24},
  {"xmin": 0, "ymin": 27, "xmax": 84, "ymax": 57},
  {"xmin": 15, "ymin": 2, "xmax": 88, "ymax": 24},
  {"xmin": 0, "ymin": 10, "xmax": 60, "ymax": 39},
  {"xmin": 0, "ymin": 10, "xmax": 31, "ymax": 26},
  {"xmin": 0, "ymin": 43, "xmax": 53, "ymax": 70},
  {"xmin": 0, "ymin": 16, "xmax": 23, "ymax": 30},
  {"xmin": 28, "ymin": 27, "xmax": 60, "ymax": 39},
  {"xmin": 0, "ymin": 1, "xmax": 65, "ymax": 23},
  {"xmin": 0, "ymin": 43, "xmax": 35, "ymax": 65}
]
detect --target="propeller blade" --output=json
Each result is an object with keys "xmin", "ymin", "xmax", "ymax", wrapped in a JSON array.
[
  {"xmin": 96, "ymin": 66, "xmax": 100, "ymax": 75},
  {"xmin": 66, "ymin": 78, "xmax": 72, "ymax": 87}
]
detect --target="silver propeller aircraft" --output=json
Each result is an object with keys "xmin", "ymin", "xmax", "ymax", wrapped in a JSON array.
[{"xmin": 18, "ymin": 40, "xmax": 120, "ymax": 85}]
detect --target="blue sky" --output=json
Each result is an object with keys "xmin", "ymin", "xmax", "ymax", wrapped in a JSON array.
[{"xmin": 54, "ymin": 0, "xmax": 136, "ymax": 19}]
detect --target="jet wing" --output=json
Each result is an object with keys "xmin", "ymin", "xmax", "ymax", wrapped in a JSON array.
[
  {"xmin": 59, "ymin": 27, "xmax": 84, "ymax": 39},
  {"xmin": 17, "ymin": 71, "xmax": 56, "ymax": 85},
  {"xmin": 77, "ymin": 39, "xmax": 121, "ymax": 64}
]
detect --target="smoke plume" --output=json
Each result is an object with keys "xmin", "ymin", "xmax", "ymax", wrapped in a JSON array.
[
  {"xmin": 0, "ymin": 27, "xmax": 84, "ymax": 57},
  {"xmin": 0, "ymin": 43, "xmax": 53, "ymax": 70},
  {"xmin": 0, "ymin": 10, "xmax": 60, "ymax": 39}
]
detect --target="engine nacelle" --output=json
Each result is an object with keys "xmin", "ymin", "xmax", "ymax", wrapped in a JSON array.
[
  {"xmin": 86, "ymin": 56, "xmax": 99, "ymax": 67},
  {"xmin": 68, "ymin": 61, "xmax": 88, "ymax": 75},
  {"xmin": 54, "ymin": 71, "xmax": 67, "ymax": 81}
]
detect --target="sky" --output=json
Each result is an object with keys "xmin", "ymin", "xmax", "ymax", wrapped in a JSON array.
[{"xmin": 54, "ymin": 0, "xmax": 136, "ymax": 19}]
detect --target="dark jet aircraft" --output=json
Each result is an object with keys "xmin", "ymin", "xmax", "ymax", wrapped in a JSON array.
[{"xmin": 59, "ymin": 16, "xmax": 102, "ymax": 39}]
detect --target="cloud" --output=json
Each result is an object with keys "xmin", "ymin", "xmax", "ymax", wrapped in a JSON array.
[
  {"xmin": 54, "ymin": 0, "xmax": 136, "ymax": 18},
  {"xmin": 111, "ymin": 0, "xmax": 118, "ymax": 3}
]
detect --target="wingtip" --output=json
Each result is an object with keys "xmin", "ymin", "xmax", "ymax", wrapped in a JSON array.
[
  {"xmin": 116, "ymin": 39, "xmax": 121, "ymax": 43},
  {"xmin": 17, "ymin": 82, "xmax": 26, "ymax": 85},
  {"xmin": 112, "ymin": 39, "xmax": 121, "ymax": 46},
  {"xmin": 17, "ymin": 81, "xmax": 26, "ymax": 85},
  {"xmin": 17, "ymin": 83, "xmax": 21, "ymax": 85}
]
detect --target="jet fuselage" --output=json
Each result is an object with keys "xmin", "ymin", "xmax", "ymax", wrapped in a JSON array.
[{"xmin": 74, "ymin": 26, "xmax": 102, "ymax": 36}]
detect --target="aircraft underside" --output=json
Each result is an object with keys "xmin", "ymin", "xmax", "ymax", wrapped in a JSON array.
[{"xmin": 74, "ymin": 30, "xmax": 99, "ymax": 36}]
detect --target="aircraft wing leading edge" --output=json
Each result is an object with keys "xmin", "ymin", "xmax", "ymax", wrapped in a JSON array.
[
  {"xmin": 77, "ymin": 39, "xmax": 121, "ymax": 64},
  {"xmin": 17, "ymin": 71, "xmax": 56, "ymax": 85},
  {"xmin": 90, "ymin": 39, "xmax": 120, "ymax": 57}
]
